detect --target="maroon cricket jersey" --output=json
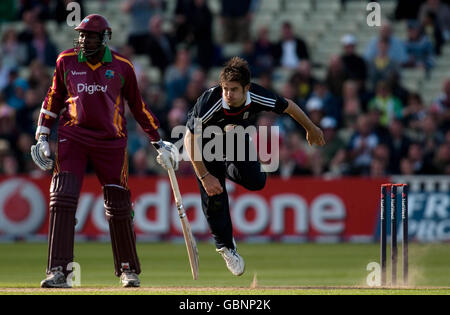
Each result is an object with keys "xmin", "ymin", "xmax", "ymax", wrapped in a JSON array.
[{"xmin": 37, "ymin": 47, "xmax": 160, "ymax": 148}]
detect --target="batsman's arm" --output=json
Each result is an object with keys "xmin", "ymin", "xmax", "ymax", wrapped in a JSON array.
[
  {"xmin": 283, "ymin": 98, "xmax": 325, "ymax": 146},
  {"xmin": 122, "ymin": 60, "xmax": 161, "ymax": 142},
  {"xmin": 36, "ymin": 56, "xmax": 68, "ymax": 139}
]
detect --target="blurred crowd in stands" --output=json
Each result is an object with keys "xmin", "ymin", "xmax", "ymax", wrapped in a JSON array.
[{"xmin": 0, "ymin": 0, "xmax": 449, "ymax": 178}]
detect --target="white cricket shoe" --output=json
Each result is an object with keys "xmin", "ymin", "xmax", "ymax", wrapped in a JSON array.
[
  {"xmin": 216, "ymin": 247, "xmax": 245, "ymax": 276},
  {"xmin": 40, "ymin": 266, "xmax": 71, "ymax": 288},
  {"xmin": 120, "ymin": 270, "xmax": 140, "ymax": 288}
]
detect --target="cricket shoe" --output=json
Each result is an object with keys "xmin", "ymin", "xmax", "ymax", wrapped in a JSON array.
[
  {"xmin": 217, "ymin": 247, "xmax": 245, "ymax": 276},
  {"xmin": 40, "ymin": 266, "xmax": 71, "ymax": 288},
  {"xmin": 120, "ymin": 270, "xmax": 140, "ymax": 287}
]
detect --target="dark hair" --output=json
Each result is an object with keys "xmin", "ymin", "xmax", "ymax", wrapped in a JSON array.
[
  {"xmin": 219, "ymin": 57, "xmax": 251, "ymax": 88},
  {"xmin": 408, "ymin": 92, "xmax": 423, "ymax": 104}
]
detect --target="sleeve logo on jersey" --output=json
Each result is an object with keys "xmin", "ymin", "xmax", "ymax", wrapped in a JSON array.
[
  {"xmin": 77, "ymin": 83, "xmax": 108, "ymax": 94},
  {"xmin": 105, "ymin": 70, "xmax": 115, "ymax": 79}
]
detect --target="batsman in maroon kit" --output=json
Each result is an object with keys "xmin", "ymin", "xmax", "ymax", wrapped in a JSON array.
[{"xmin": 31, "ymin": 14, "xmax": 178, "ymax": 288}]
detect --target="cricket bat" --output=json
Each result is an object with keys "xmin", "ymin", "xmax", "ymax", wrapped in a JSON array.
[{"xmin": 167, "ymin": 167, "xmax": 199, "ymax": 280}]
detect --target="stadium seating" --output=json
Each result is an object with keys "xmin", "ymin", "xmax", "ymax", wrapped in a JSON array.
[{"xmin": 0, "ymin": 0, "xmax": 448, "ymax": 107}]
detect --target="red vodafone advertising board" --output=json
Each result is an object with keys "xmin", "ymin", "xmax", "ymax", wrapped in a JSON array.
[{"xmin": 0, "ymin": 176, "xmax": 387, "ymax": 242}]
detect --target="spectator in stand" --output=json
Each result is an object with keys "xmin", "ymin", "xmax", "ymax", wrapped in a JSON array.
[
  {"xmin": 0, "ymin": 59, "xmax": 10, "ymax": 92},
  {"xmin": 367, "ymin": 105, "xmax": 391, "ymax": 146},
  {"xmin": 273, "ymin": 21, "xmax": 310, "ymax": 70},
  {"xmin": 146, "ymin": 86, "xmax": 168, "ymax": 133},
  {"xmin": 183, "ymin": 69, "xmax": 207, "ymax": 108},
  {"xmin": 120, "ymin": 45, "xmax": 145, "ymax": 77},
  {"xmin": 174, "ymin": 0, "xmax": 214, "ymax": 70},
  {"xmin": 365, "ymin": 22, "xmax": 409, "ymax": 66},
  {"xmin": 276, "ymin": 141, "xmax": 311, "ymax": 179},
  {"xmin": 325, "ymin": 55, "xmax": 346, "ymax": 100},
  {"xmin": 143, "ymin": 14, "xmax": 176, "ymax": 72},
  {"xmin": 287, "ymin": 131, "xmax": 311, "ymax": 175},
  {"xmin": 407, "ymin": 142, "xmax": 434, "ymax": 174},
  {"xmin": 387, "ymin": 119, "xmax": 411, "ymax": 174},
  {"xmin": 402, "ymin": 92, "xmax": 427, "ymax": 136},
  {"xmin": 2, "ymin": 69, "xmax": 18, "ymax": 102},
  {"xmin": 1, "ymin": 29, "xmax": 27, "ymax": 69},
  {"xmin": 0, "ymin": 151, "xmax": 19, "ymax": 176},
  {"xmin": 432, "ymin": 142, "xmax": 450, "ymax": 174},
  {"xmin": 305, "ymin": 97, "xmax": 325, "ymax": 127},
  {"xmin": 340, "ymin": 34, "xmax": 368, "ymax": 90},
  {"xmin": 404, "ymin": 20, "xmax": 434, "ymax": 74},
  {"xmin": 374, "ymin": 142, "xmax": 391, "ymax": 169},
  {"xmin": 127, "ymin": 123, "xmax": 150, "ymax": 158},
  {"xmin": 164, "ymin": 47, "xmax": 196, "ymax": 106},
  {"xmin": 430, "ymin": 78, "xmax": 450, "ymax": 131},
  {"xmin": 370, "ymin": 156, "xmax": 388, "ymax": 177},
  {"xmin": 174, "ymin": 0, "xmax": 191, "ymax": 43},
  {"xmin": 394, "ymin": 0, "xmax": 426, "ymax": 20},
  {"xmin": 251, "ymin": 27, "xmax": 276, "ymax": 77},
  {"xmin": 367, "ymin": 38, "xmax": 401, "ymax": 91},
  {"xmin": 310, "ymin": 116, "xmax": 346, "ymax": 175},
  {"xmin": 130, "ymin": 148, "xmax": 153, "ymax": 176},
  {"xmin": 167, "ymin": 105, "xmax": 187, "ymax": 131},
  {"xmin": 122, "ymin": 0, "xmax": 166, "ymax": 54},
  {"xmin": 420, "ymin": 114, "xmax": 445, "ymax": 156},
  {"xmin": 257, "ymin": 71, "xmax": 274, "ymax": 93},
  {"xmin": 368, "ymin": 81, "xmax": 403, "ymax": 127},
  {"xmin": 169, "ymin": 97, "xmax": 189, "ymax": 127},
  {"xmin": 5, "ymin": 76, "xmax": 29, "ymax": 111},
  {"xmin": 17, "ymin": 10, "xmax": 37, "ymax": 44},
  {"xmin": 275, "ymin": 82, "xmax": 300, "ymax": 135},
  {"xmin": 289, "ymin": 61, "xmax": 317, "ymax": 110},
  {"xmin": 16, "ymin": 133, "xmax": 34, "ymax": 173},
  {"xmin": 386, "ymin": 71, "xmax": 410, "ymax": 107},
  {"xmin": 18, "ymin": 0, "xmax": 52, "ymax": 21},
  {"xmin": 16, "ymin": 88, "xmax": 40, "ymax": 135},
  {"xmin": 27, "ymin": 60, "xmax": 51, "ymax": 98},
  {"xmin": 445, "ymin": 129, "xmax": 450, "ymax": 143},
  {"xmin": 400, "ymin": 157, "xmax": 415, "ymax": 174},
  {"xmin": 421, "ymin": 10, "xmax": 445, "ymax": 55},
  {"xmin": 371, "ymin": 143, "xmax": 391, "ymax": 176},
  {"xmin": 342, "ymin": 80, "xmax": 363, "ymax": 120},
  {"xmin": 0, "ymin": 105, "xmax": 18, "ymax": 152},
  {"xmin": 24, "ymin": 22, "xmax": 58, "ymax": 67},
  {"xmin": 419, "ymin": 0, "xmax": 450, "ymax": 41},
  {"xmin": 240, "ymin": 40, "xmax": 257, "ymax": 75},
  {"xmin": 309, "ymin": 80, "xmax": 342, "ymax": 125},
  {"xmin": 347, "ymin": 114, "xmax": 380, "ymax": 175},
  {"xmin": 220, "ymin": 0, "xmax": 253, "ymax": 43},
  {"xmin": 340, "ymin": 81, "xmax": 364, "ymax": 144}
]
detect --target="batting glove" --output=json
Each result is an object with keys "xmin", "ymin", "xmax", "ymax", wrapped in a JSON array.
[
  {"xmin": 152, "ymin": 140, "xmax": 179, "ymax": 171},
  {"xmin": 30, "ymin": 134, "xmax": 54, "ymax": 171}
]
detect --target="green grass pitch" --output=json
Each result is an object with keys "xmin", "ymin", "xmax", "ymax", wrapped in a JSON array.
[{"xmin": 0, "ymin": 242, "xmax": 449, "ymax": 295}]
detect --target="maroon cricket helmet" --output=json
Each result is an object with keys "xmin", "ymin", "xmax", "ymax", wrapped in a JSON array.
[
  {"xmin": 74, "ymin": 14, "xmax": 112, "ymax": 56},
  {"xmin": 75, "ymin": 14, "xmax": 111, "ymax": 36}
]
